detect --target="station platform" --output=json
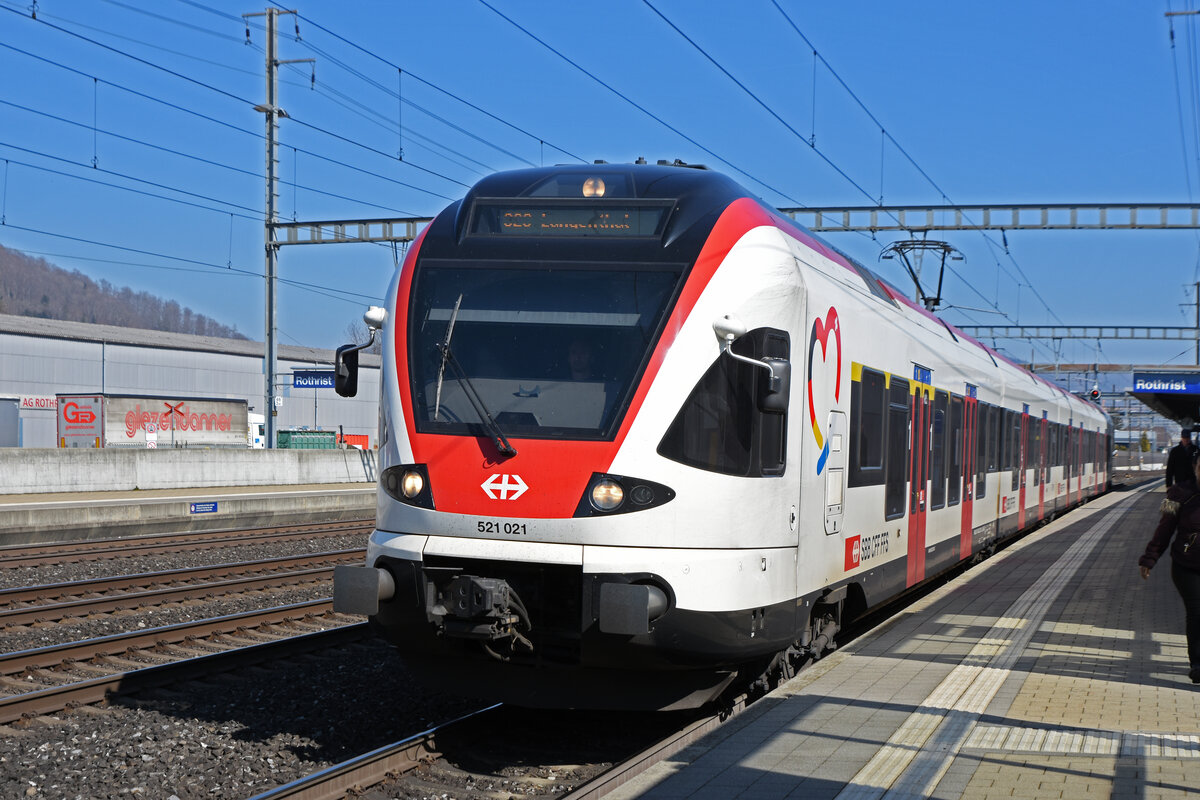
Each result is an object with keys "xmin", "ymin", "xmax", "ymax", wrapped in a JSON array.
[
  {"xmin": 0, "ymin": 483, "xmax": 375, "ymax": 545},
  {"xmin": 610, "ymin": 482, "xmax": 1200, "ymax": 799}
]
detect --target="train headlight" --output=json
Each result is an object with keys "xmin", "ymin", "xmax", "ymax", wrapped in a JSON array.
[
  {"xmin": 582, "ymin": 177, "xmax": 606, "ymax": 197},
  {"xmin": 575, "ymin": 473, "xmax": 675, "ymax": 517},
  {"xmin": 590, "ymin": 479, "xmax": 624, "ymax": 511},
  {"xmin": 381, "ymin": 464, "xmax": 433, "ymax": 509},
  {"xmin": 401, "ymin": 469, "xmax": 424, "ymax": 499}
]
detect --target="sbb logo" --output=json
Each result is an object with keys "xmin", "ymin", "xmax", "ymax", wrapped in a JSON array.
[
  {"xmin": 481, "ymin": 474, "xmax": 529, "ymax": 501},
  {"xmin": 62, "ymin": 402, "xmax": 96, "ymax": 424},
  {"xmin": 845, "ymin": 535, "xmax": 861, "ymax": 570}
]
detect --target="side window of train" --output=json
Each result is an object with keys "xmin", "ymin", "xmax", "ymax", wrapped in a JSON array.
[
  {"xmin": 930, "ymin": 390, "xmax": 948, "ymax": 510},
  {"xmin": 849, "ymin": 367, "xmax": 886, "ymax": 487},
  {"xmin": 884, "ymin": 378, "xmax": 910, "ymax": 520},
  {"xmin": 1009, "ymin": 410, "xmax": 1020, "ymax": 491},
  {"xmin": 949, "ymin": 395, "xmax": 962, "ymax": 506},
  {"xmin": 657, "ymin": 327, "xmax": 789, "ymax": 477},
  {"xmin": 975, "ymin": 402, "xmax": 988, "ymax": 500}
]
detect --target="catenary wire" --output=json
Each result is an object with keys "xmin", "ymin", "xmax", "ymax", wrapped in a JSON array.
[
  {"xmin": 473, "ymin": 0, "xmax": 807, "ymax": 206},
  {"xmin": 283, "ymin": 7, "xmax": 587, "ymax": 165}
]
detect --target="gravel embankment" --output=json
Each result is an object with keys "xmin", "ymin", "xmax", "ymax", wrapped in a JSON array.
[{"xmin": 0, "ymin": 534, "xmax": 482, "ymax": 800}]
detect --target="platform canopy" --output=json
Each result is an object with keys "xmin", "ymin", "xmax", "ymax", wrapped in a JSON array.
[{"xmin": 1130, "ymin": 372, "xmax": 1200, "ymax": 425}]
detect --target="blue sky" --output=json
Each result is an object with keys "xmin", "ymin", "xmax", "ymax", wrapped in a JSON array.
[{"xmin": 1, "ymin": 0, "xmax": 1198, "ymax": 375}]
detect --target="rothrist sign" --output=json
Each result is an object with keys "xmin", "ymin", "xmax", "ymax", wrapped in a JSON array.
[{"xmin": 1131, "ymin": 373, "xmax": 1200, "ymax": 394}]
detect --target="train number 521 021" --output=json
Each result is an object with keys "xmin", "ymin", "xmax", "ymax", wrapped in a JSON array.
[{"xmin": 477, "ymin": 520, "xmax": 529, "ymax": 535}]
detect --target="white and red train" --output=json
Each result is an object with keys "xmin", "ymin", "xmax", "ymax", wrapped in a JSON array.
[{"xmin": 333, "ymin": 163, "xmax": 1111, "ymax": 710}]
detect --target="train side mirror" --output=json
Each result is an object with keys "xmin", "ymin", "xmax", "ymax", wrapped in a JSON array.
[
  {"xmin": 334, "ymin": 306, "xmax": 388, "ymax": 398},
  {"xmin": 712, "ymin": 315, "xmax": 791, "ymax": 413},
  {"xmin": 335, "ymin": 344, "xmax": 360, "ymax": 397}
]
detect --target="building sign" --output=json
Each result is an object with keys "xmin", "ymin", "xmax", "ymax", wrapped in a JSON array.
[
  {"xmin": 293, "ymin": 370, "xmax": 336, "ymax": 389},
  {"xmin": 20, "ymin": 396, "xmax": 58, "ymax": 411},
  {"xmin": 1131, "ymin": 372, "xmax": 1200, "ymax": 394}
]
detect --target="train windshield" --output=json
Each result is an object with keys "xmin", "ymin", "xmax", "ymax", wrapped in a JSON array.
[{"xmin": 409, "ymin": 262, "xmax": 683, "ymax": 440}]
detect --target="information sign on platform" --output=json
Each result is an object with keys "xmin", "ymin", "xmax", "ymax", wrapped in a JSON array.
[
  {"xmin": 189, "ymin": 502, "xmax": 218, "ymax": 514},
  {"xmin": 1131, "ymin": 372, "xmax": 1200, "ymax": 394},
  {"xmin": 293, "ymin": 370, "xmax": 336, "ymax": 389}
]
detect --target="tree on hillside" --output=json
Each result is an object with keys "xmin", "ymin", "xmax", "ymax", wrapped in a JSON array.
[{"xmin": 0, "ymin": 244, "xmax": 246, "ymax": 339}]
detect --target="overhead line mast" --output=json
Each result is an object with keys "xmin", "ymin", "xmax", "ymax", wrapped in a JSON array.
[{"xmin": 244, "ymin": 7, "xmax": 312, "ymax": 449}]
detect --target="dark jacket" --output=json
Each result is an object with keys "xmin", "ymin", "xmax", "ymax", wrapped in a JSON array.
[
  {"xmin": 1140, "ymin": 484, "xmax": 1200, "ymax": 572},
  {"xmin": 1165, "ymin": 442, "xmax": 1198, "ymax": 487}
]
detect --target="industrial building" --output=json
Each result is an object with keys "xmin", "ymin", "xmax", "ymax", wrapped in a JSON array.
[{"xmin": 0, "ymin": 313, "xmax": 380, "ymax": 448}]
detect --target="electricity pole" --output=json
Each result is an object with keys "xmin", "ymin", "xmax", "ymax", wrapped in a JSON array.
[{"xmin": 244, "ymin": 8, "xmax": 311, "ymax": 448}]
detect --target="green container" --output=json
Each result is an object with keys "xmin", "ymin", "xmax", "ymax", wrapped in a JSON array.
[{"xmin": 277, "ymin": 429, "xmax": 337, "ymax": 449}]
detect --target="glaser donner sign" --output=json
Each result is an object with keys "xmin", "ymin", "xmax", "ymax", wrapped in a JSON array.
[
  {"xmin": 125, "ymin": 402, "xmax": 233, "ymax": 438},
  {"xmin": 1131, "ymin": 373, "xmax": 1200, "ymax": 394},
  {"xmin": 56, "ymin": 394, "xmax": 248, "ymax": 448}
]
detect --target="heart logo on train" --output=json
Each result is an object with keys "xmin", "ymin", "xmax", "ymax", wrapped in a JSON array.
[{"xmin": 807, "ymin": 307, "xmax": 842, "ymax": 475}]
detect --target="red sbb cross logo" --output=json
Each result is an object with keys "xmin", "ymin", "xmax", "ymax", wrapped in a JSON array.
[{"xmin": 481, "ymin": 473, "xmax": 529, "ymax": 501}]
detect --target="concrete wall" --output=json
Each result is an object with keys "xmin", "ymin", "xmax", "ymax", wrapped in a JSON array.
[{"xmin": 0, "ymin": 447, "xmax": 378, "ymax": 494}]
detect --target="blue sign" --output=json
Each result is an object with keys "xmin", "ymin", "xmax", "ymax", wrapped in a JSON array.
[
  {"xmin": 965, "ymin": 383, "xmax": 977, "ymax": 398},
  {"xmin": 912, "ymin": 365, "xmax": 931, "ymax": 383},
  {"xmin": 1132, "ymin": 372, "xmax": 1200, "ymax": 394},
  {"xmin": 293, "ymin": 370, "xmax": 336, "ymax": 389},
  {"xmin": 189, "ymin": 502, "xmax": 218, "ymax": 514}
]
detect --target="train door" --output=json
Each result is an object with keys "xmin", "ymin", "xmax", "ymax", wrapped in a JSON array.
[
  {"xmin": 907, "ymin": 367, "xmax": 931, "ymax": 587},
  {"xmin": 823, "ymin": 411, "xmax": 847, "ymax": 534},
  {"xmin": 960, "ymin": 388, "xmax": 977, "ymax": 560},
  {"xmin": 1038, "ymin": 412, "xmax": 1047, "ymax": 522},
  {"xmin": 1017, "ymin": 405, "xmax": 1028, "ymax": 530}
]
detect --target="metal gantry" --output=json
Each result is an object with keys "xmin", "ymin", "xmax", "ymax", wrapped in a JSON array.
[{"xmin": 779, "ymin": 204, "xmax": 1200, "ymax": 233}]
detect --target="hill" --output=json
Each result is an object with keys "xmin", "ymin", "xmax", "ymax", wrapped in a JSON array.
[{"xmin": 0, "ymin": 244, "xmax": 246, "ymax": 339}]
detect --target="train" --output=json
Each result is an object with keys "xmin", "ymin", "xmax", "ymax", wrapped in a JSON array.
[{"xmin": 332, "ymin": 162, "xmax": 1112, "ymax": 710}]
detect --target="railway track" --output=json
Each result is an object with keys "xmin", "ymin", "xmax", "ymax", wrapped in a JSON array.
[
  {"xmin": 0, "ymin": 518, "xmax": 373, "ymax": 569},
  {"xmin": 0, "ymin": 599, "xmax": 363, "ymax": 724},
  {"xmin": 0, "ymin": 549, "xmax": 363, "ymax": 626}
]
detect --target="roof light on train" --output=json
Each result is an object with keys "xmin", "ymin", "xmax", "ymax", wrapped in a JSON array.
[
  {"xmin": 590, "ymin": 478, "xmax": 624, "ymax": 511},
  {"xmin": 581, "ymin": 177, "xmax": 606, "ymax": 198}
]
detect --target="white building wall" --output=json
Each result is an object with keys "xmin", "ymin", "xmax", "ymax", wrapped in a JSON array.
[{"xmin": 0, "ymin": 322, "xmax": 380, "ymax": 448}]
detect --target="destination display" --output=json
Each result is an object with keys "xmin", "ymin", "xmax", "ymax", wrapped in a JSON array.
[{"xmin": 469, "ymin": 202, "xmax": 668, "ymax": 238}]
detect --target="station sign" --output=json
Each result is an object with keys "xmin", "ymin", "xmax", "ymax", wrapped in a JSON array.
[
  {"xmin": 1131, "ymin": 372, "xmax": 1200, "ymax": 394},
  {"xmin": 293, "ymin": 370, "xmax": 336, "ymax": 389},
  {"xmin": 189, "ymin": 502, "xmax": 218, "ymax": 514}
]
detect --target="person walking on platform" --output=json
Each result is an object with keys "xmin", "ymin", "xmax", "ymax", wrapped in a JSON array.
[
  {"xmin": 1140, "ymin": 452, "xmax": 1200, "ymax": 684},
  {"xmin": 1165, "ymin": 429, "xmax": 1198, "ymax": 488}
]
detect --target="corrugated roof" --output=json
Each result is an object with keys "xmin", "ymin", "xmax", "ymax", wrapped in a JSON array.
[{"xmin": 0, "ymin": 313, "xmax": 381, "ymax": 367}]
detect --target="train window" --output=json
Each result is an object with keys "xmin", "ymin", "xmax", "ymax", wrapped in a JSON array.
[
  {"xmin": 988, "ymin": 403, "xmax": 999, "ymax": 472},
  {"xmin": 930, "ymin": 391, "xmax": 948, "ymax": 510},
  {"xmin": 1032, "ymin": 412, "xmax": 1041, "ymax": 489},
  {"xmin": 884, "ymin": 378, "xmax": 910, "ymax": 520},
  {"xmin": 1068, "ymin": 426, "xmax": 1076, "ymax": 477},
  {"xmin": 850, "ymin": 368, "xmax": 886, "ymax": 487},
  {"xmin": 1010, "ymin": 410, "xmax": 1021, "ymax": 491},
  {"xmin": 975, "ymin": 402, "xmax": 988, "ymax": 499},
  {"xmin": 998, "ymin": 406, "xmax": 1008, "ymax": 473},
  {"xmin": 658, "ymin": 328, "xmax": 789, "ymax": 477},
  {"xmin": 949, "ymin": 395, "xmax": 963, "ymax": 506},
  {"xmin": 409, "ymin": 262, "xmax": 682, "ymax": 441}
]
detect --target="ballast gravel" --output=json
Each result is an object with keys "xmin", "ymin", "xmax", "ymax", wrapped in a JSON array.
[{"xmin": 0, "ymin": 533, "xmax": 482, "ymax": 799}]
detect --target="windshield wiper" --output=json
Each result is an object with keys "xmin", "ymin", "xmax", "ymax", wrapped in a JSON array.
[
  {"xmin": 433, "ymin": 294, "xmax": 462, "ymax": 421},
  {"xmin": 431, "ymin": 294, "xmax": 517, "ymax": 458},
  {"xmin": 438, "ymin": 344, "xmax": 517, "ymax": 458}
]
